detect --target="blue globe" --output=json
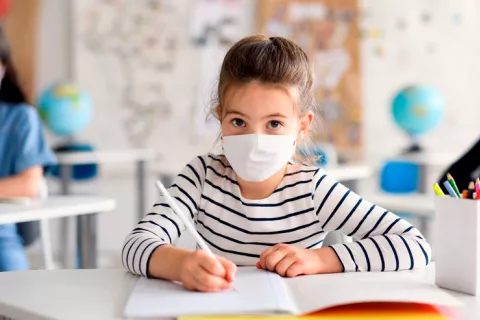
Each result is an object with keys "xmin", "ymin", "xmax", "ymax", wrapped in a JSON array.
[
  {"xmin": 392, "ymin": 86, "xmax": 445, "ymax": 137},
  {"xmin": 38, "ymin": 84, "xmax": 93, "ymax": 137}
]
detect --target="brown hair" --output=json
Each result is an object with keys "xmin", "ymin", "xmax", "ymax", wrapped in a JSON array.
[
  {"xmin": 212, "ymin": 34, "xmax": 319, "ymax": 164},
  {"xmin": 0, "ymin": 25, "xmax": 28, "ymax": 104}
]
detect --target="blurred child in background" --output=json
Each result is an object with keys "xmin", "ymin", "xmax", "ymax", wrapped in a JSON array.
[{"xmin": 0, "ymin": 25, "xmax": 56, "ymax": 271}]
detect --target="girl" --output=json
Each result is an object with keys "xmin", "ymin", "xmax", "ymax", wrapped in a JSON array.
[
  {"xmin": 122, "ymin": 35, "xmax": 431, "ymax": 292},
  {"xmin": 0, "ymin": 25, "xmax": 56, "ymax": 271}
]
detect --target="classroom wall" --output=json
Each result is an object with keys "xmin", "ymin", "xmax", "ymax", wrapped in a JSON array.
[
  {"xmin": 32, "ymin": 0, "xmax": 480, "ymax": 268},
  {"xmin": 360, "ymin": 0, "xmax": 480, "ymax": 160},
  {"xmin": 36, "ymin": 0, "xmax": 71, "ymax": 94}
]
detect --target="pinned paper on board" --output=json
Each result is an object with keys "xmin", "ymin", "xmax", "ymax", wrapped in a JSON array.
[
  {"xmin": 397, "ymin": 18, "xmax": 407, "ymax": 30},
  {"xmin": 421, "ymin": 11, "xmax": 432, "ymax": 24},
  {"xmin": 258, "ymin": 0, "xmax": 362, "ymax": 161},
  {"xmin": 452, "ymin": 13, "xmax": 463, "ymax": 24}
]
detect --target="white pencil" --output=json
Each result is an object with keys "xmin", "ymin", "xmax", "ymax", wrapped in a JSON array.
[
  {"xmin": 155, "ymin": 180, "xmax": 237, "ymax": 291},
  {"xmin": 155, "ymin": 180, "xmax": 214, "ymax": 256}
]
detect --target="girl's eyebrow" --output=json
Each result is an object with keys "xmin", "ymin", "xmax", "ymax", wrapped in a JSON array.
[
  {"xmin": 225, "ymin": 110, "xmax": 288, "ymax": 119},
  {"xmin": 225, "ymin": 110, "xmax": 250, "ymax": 118},
  {"xmin": 264, "ymin": 113, "xmax": 288, "ymax": 119}
]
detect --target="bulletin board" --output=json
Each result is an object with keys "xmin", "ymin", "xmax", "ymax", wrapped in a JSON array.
[
  {"xmin": 258, "ymin": 0, "xmax": 362, "ymax": 161},
  {"xmin": 4, "ymin": 0, "xmax": 40, "ymax": 103}
]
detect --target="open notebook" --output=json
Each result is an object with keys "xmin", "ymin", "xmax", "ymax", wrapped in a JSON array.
[{"xmin": 124, "ymin": 268, "xmax": 460, "ymax": 318}]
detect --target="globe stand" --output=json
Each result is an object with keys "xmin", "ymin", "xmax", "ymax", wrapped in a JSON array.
[
  {"xmin": 50, "ymin": 139, "xmax": 98, "ymax": 181},
  {"xmin": 401, "ymin": 135, "xmax": 423, "ymax": 154},
  {"xmin": 402, "ymin": 143, "xmax": 423, "ymax": 154}
]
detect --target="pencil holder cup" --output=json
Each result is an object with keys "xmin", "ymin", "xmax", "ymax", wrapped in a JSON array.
[{"xmin": 434, "ymin": 196, "xmax": 480, "ymax": 295}]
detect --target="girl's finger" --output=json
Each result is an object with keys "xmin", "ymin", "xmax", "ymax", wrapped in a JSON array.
[
  {"xmin": 274, "ymin": 252, "xmax": 297, "ymax": 277},
  {"xmin": 264, "ymin": 249, "xmax": 287, "ymax": 271},
  {"xmin": 198, "ymin": 253, "xmax": 227, "ymax": 278},
  {"xmin": 285, "ymin": 261, "xmax": 304, "ymax": 278},
  {"xmin": 217, "ymin": 256, "xmax": 237, "ymax": 282},
  {"xmin": 193, "ymin": 269, "xmax": 229, "ymax": 292},
  {"xmin": 259, "ymin": 244, "xmax": 284, "ymax": 269}
]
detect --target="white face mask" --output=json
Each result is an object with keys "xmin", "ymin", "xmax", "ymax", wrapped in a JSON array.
[{"xmin": 222, "ymin": 134, "xmax": 296, "ymax": 182}]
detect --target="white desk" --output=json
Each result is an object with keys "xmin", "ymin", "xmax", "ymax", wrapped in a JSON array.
[
  {"xmin": 395, "ymin": 152, "xmax": 458, "ymax": 167},
  {"xmin": 0, "ymin": 196, "xmax": 115, "ymax": 225},
  {"xmin": 363, "ymin": 192, "xmax": 435, "ymax": 234},
  {"xmin": 364, "ymin": 152, "xmax": 457, "ymax": 227},
  {"xmin": 0, "ymin": 196, "xmax": 116, "ymax": 269},
  {"xmin": 55, "ymin": 149, "xmax": 154, "ymax": 268},
  {"xmin": 325, "ymin": 164, "xmax": 373, "ymax": 182},
  {"xmin": 54, "ymin": 149, "xmax": 155, "ymax": 166},
  {"xmin": 55, "ymin": 149, "xmax": 154, "ymax": 218},
  {"xmin": 389, "ymin": 152, "xmax": 459, "ymax": 193},
  {"xmin": 365, "ymin": 193, "xmax": 435, "ymax": 217},
  {"xmin": 0, "ymin": 266, "xmax": 477, "ymax": 320}
]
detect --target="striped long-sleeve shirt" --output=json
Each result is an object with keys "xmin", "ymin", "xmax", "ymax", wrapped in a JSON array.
[{"xmin": 122, "ymin": 154, "xmax": 431, "ymax": 277}]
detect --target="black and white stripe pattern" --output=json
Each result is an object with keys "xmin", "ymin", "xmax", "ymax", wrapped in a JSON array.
[{"xmin": 122, "ymin": 154, "xmax": 431, "ymax": 277}]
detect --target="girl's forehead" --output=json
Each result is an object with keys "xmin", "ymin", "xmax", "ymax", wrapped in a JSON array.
[{"xmin": 223, "ymin": 82, "xmax": 299, "ymax": 116}]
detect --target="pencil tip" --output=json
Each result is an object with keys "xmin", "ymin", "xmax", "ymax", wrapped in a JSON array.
[{"xmin": 469, "ymin": 181, "xmax": 475, "ymax": 189}]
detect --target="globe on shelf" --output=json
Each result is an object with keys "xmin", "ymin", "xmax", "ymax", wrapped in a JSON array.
[
  {"xmin": 38, "ymin": 84, "xmax": 97, "ymax": 181},
  {"xmin": 38, "ymin": 84, "xmax": 93, "ymax": 137},
  {"xmin": 392, "ymin": 85, "xmax": 445, "ymax": 153}
]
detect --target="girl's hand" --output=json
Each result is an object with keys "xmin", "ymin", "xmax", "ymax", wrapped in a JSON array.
[
  {"xmin": 256, "ymin": 244, "xmax": 342, "ymax": 277},
  {"xmin": 179, "ymin": 250, "xmax": 237, "ymax": 292}
]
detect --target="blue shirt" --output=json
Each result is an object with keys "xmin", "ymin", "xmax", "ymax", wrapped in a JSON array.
[{"xmin": 0, "ymin": 104, "xmax": 56, "ymax": 178}]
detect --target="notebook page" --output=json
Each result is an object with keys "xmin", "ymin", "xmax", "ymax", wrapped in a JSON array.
[
  {"xmin": 282, "ymin": 271, "xmax": 462, "ymax": 315},
  {"xmin": 124, "ymin": 267, "xmax": 294, "ymax": 318}
]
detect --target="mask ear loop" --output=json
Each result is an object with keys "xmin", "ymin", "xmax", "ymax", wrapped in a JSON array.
[
  {"xmin": 294, "ymin": 123, "xmax": 301, "ymax": 146},
  {"xmin": 290, "ymin": 132, "xmax": 298, "ymax": 165}
]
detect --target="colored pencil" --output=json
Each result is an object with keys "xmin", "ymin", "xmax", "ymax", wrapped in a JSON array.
[
  {"xmin": 432, "ymin": 183, "xmax": 445, "ymax": 196},
  {"xmin": 443, "ymin": 180, "xmax": 459, "ymax": 198},
  {"xmin": 447, "ymin": 173, "xmax": 461, "ymax": 198},
  {"xmin": 468, "ymin": 181, "xmax": 475, "ymax": 199},
  {"xmin": 476, "ymin": 178, "xmax": 480, "ymax": 200},
  {"xmin": 462, "ymin": 190, "xmax": 469, "ymax": 199}
]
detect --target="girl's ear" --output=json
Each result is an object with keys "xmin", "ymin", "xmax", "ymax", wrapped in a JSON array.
[
  {"xmin": 297, "ymin": 112, "xmax": 313, "ymax": 142},
  {"xmin": 216, "ymin": 106, "xmax": 222, "ymax": 120}
]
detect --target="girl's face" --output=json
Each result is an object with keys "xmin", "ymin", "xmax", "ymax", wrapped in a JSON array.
[{"xmin": 220, "ymin": 81, "xmax": 312, "ymax": 142}]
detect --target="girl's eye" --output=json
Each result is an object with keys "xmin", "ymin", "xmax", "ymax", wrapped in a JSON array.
[
  {"xmin": 232, "ymin": 118, "xmax": 246, "ymax": 127},
  {"xmin": 267, "ymin": 120, "xmax": 283, "ymax": 129}
]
